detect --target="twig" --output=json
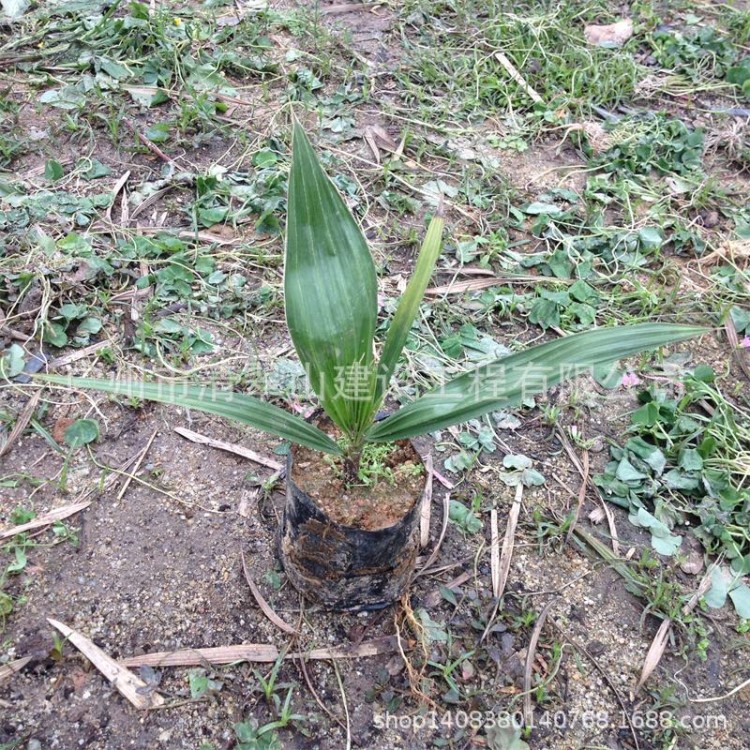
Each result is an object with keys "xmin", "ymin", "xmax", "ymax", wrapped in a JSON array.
[
  {"xmin": 116, "ymin": 429, "xmax": 158, "ymax": 502},
  {"xmin": 0, "ymin": 326, "xmax": 30, "ymax": 342},
  {"xmin": 415, "ymin": 490, "xmax": 450, "ymax": 576},
  {"xmin": 496, "ymin": 484, "xmax": 523, "ymax": 598},
  {"xmin": 0, "ymin": 501, "xmax": 91, "ymax": 541},
  {"xmin": 556, "ymin": 429, "xmax": 620, "ymax": 554},
  {"xmin": 490, "ymin": 509, "xmax": 500, "ymax": 598},
  {"xmin": 120, "ymin": 636, "xmax": 408, "ymax": 667},
  {"xmin": 122, "ymin": 118, "xmax": 174, "ymax": 163},
  {"xmin": 690, "ymin": 675, "xmax": 750, "ymax": 703},
  {"xmin": 240, "ymin": 547, "xmax": 299, "ymax": 635},
  {"xmin": 296, "ymin": 655, "xmax": 347, "ymax": 730},
  {"xmin": 0, "ymin": 391, "xmax": 41, "ymax": 458},
  {"xmin": 47, "ymin": 340, "xmax": 112, "ymax": 369},
  {"xmin": 419, "ymin": 454, "xmax": 433, "ymax": 547},
  {"xmin": 481, "ymin": 483, "xmax": 524, "ymax": 642},
  {"xmin": 332, "ymin": 661, "xmax": 351, "ymax": 750},
  {"xmin": 523, "ymin": 599, "xmax": 556, "ymax": 728},
  {"xmin": 320, "ymin": 2, "xmax": 380, "ymax": 13},
  {"xmin": 565, "ymin": 447, "xmax": 589, "ymax": 544},
  {"xmin": 431, "ymin": 467, "xmax": 454, "ymax": 490},
  {"xmin": 174, "ymin": 426, "xmax": 283, "ymax": 471},
  {"xmin": 547, "ymin": 618, "xmax": 640, "ymax": 750},
  {"xmin": 425, "ymin": 274, "xmax": 546, "ymax": 296},
  {"xmin": 48, "ymin": 619, "xmax": 165, "ymax": 709},
  {"xmin": 494, "ymin": 51, "xmax": 544, "ymax": 105}
]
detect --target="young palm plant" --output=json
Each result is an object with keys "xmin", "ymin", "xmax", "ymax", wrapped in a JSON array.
[{"xmin": 39, "ymin": 123, "xmax": 706, "ymax": 609}]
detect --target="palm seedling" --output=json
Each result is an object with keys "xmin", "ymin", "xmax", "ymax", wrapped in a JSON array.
[{"xmin": 38, "ymin": 123, "xmax": 706, "ymax": 609}]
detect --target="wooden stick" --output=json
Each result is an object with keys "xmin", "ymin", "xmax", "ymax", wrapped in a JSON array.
[
  {"xmin": 48, "ymin": 619, "xmax": 165, "ymax": 709},
  {"xmin": 320, "ymin": 3, "xmax": 381, "ymax": 14},
  {"xmin": 416, "ymin": 490, "xmax": 450, "ymax": 576},
  {"xmin": 47, "ymin": 340, "xmax": 112, "ymax": 369},
  {"xmin": 123, "ymin": 118, "xmax": 174, "ymax": 163},
  {"xmin": 494, "ymin": 51, "xmax": 544, "ymax": 105},
  {"xmin": 490, "ymin": 509, "xmax": 500, "ymax": 598}
]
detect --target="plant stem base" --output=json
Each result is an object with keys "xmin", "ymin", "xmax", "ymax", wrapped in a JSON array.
[{"xmin": 278, "ymin": 452, "xmax": 422, "ymax": 611}]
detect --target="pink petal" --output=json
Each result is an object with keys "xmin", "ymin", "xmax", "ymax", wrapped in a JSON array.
[{"xmin": 741, "ymin": 336, "xmax": 750, "ymax": 349}]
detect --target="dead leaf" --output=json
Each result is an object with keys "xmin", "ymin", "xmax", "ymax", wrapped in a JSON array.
[
  {"xmin": 584, "ymin": 19, "xmax": 633, "ymax": 47},
  {"xmin": 481, "ymin": 484, "xmax": 524, "ymax": 643},
  {"xmin": 241, "ymin": 549, "xmax": 299, "ymax": 635},
  {"xmin": 679, "ymin": 546, "xmax": 704, "ymax": 576},
  {"xmin": 419, "ymin": 454, "xmax": 433, "ymax": 548},
  {"xmin": 495, "ymin": 485, "xmax": 523, "ymax": 601},
  {"xmin": 0, "ymin": 656, "xmax": 32, "ymax": 686},
  {"xmin": 0, "ymin": 501, "xmax": 90, "ymax": 541},
  {"xmin": 635, "ymin": 566, "xmax": 714, "ymax": 691},
  {"xmin": 68, "ymin": 666, "xmax": 90, "ymax": 692},
  {"xmin": 523, "ymin": 600, "xmax": 556, "ymax": 726},
  {"xmin": 636, "ymin": 617, "xmax": 672, "ymax": 693},
  {"xmin": 581, "ymin": 121, "xmax": 613, "ymax": 154},
  {"xmin": 120, "ymin": 644, "xmax": 281, "ymax": 668},
  {"xmin": 490, "ymin": 509, "xmax": 500, "ymax": 598},
  {"xmin": 120, "ymin": 637, "xmax": 407, "ymax": 668}
]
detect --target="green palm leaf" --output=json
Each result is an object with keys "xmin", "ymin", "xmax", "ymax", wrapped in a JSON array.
[
  {"xmin": 366, "ymin": 323, "xmax": 707, "ymax": 443},
  {"xmin": 285, "ymin": 123, "xmax": 378, "ymax": 437},
  {"xmin": 37, "ymin": 375, "xmax": 342, "ymax": 454},
  {"xmin": 373, "ymin": 215, "xmax": 444, "ymax": 408}
]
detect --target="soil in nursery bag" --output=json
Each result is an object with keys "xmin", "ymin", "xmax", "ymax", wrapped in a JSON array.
[
  {"xmin": 290, "ymin": 438, "xmax": 424, "ymax": 529},
  {"xmin": 281, "ymin": 423, "xmax": 427, "ymax": 610}
]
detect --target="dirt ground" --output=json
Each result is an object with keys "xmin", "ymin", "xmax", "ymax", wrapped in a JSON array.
[{"xmin": 2, "ymin": 393, "xmax": 748, "ymax": 749}]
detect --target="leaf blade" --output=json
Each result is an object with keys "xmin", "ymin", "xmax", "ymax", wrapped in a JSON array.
[
  {"xmin": 366, "ymin": 324, "xmax": 707, "ymax": 443},
  {"xmin": 374, "ymin": 216, "xmax": 444, "ymax": 405},
  {"xmin": 37, "ymin": 375, "xmax": 341, "ymax": 454},
  {"xmin": 285, "ymin": 123, "xmax": 378, "ymax": 435}
]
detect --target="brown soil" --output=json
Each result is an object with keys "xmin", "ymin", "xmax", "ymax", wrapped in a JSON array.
[{"xmin": 291, "ymin": 436, "xmax": 424, "ymax": 530}]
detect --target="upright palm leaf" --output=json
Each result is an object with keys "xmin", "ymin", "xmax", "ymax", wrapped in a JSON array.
[
  {"xmin": 285, "ymin": 123, "xmax": 378, "ymax": 437},
  {"xmin": 372, "ymin": 215, "xmax": 444, "ymax": 409},
  {"xmin": 366, "ymin": 323, "xmax": 707, "ymax": 443}
]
